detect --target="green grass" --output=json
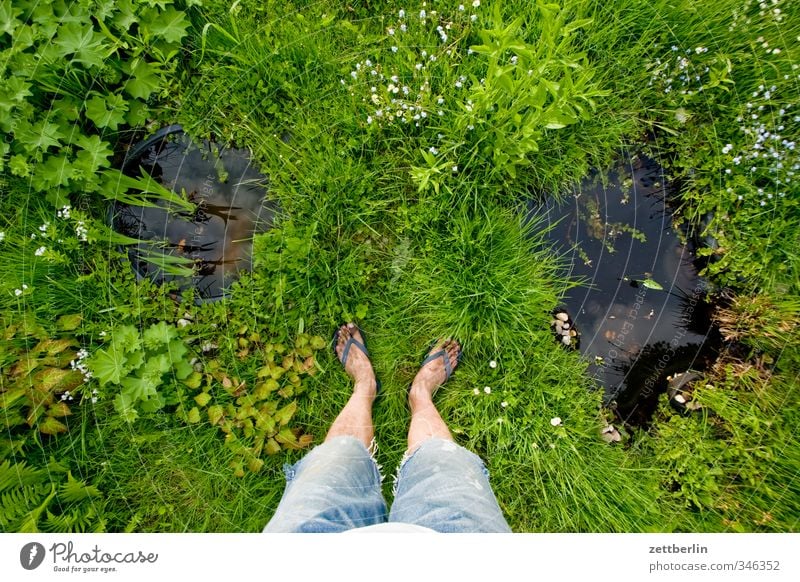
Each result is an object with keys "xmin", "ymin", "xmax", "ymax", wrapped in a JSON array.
[{"xmin": 1, "ymin": 0, "xmax": 798, "ymax": 533}]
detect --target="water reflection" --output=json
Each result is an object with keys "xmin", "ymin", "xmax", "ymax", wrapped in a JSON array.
[
  {"xmin": 111, "ymin": 127, "xmax": 278, "ymax": 302},
  {"xmin": 529, "ymin": 150, "xmax": 721, "ymax": 426}
]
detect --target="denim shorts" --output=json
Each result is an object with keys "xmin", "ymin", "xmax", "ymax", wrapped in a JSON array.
[{"xmin": 263, "ymin": 436, "xmax": 511, "ymax": 533}]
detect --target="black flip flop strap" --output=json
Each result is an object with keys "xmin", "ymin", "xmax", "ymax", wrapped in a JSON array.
[
  {"xmin": 421, "ymin": 349, "xmax": 452, "ymax": 379},
  {"xmin": 341, "ymin": 337, "xmax": 368, "ymax": 365}
]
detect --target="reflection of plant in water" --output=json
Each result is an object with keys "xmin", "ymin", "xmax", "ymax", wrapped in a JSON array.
[{"xmin": 577, "ymin": 196, "xmax": 646, "ymax": 254}]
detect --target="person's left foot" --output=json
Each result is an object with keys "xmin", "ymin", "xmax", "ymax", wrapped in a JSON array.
[
  {"xmin": 335, "ymin": 323, "xmax": 378, "ymax": 398},
  {"xmin": 409, "ymin": 339, "xmax": 461, "ymax": 404}
]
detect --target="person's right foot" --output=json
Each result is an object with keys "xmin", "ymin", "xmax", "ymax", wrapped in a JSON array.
[
  {"xmin": 334, "ymin": 323, "xmax": 378, "ymax": 399},
  {"xmin": 409, "ymin": 339, "xmax": 461, "ymax": 403}
]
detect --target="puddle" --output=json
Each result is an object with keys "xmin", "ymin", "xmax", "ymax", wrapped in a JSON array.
[
  {"xmin": 529, "ymin": 149, "xmax": 721, "ymax": 427},
  {"xmin": 111, "ymin": 127, "xmax": 278, "ymax": 302}
]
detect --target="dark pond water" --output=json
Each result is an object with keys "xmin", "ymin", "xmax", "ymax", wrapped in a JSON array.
[
  {"xmin": 529, "ymin": 150, "xmax": 721, "ymax": 426},
  {"xmin": 111, "ymin": 127, "xmax": 278, "ymax": 302}
]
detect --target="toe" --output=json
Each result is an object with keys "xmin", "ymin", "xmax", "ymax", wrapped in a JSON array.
[{"xmin": 335, "ymin": 324, "xmax": 349, "ymax": 360}]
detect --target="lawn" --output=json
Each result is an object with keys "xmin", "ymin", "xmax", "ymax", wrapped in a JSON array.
[{"xmin": 1, "ymin": 0, "xmax": 798, "ymax": 533}]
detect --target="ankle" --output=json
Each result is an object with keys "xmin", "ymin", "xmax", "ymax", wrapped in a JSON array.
[
  {"xmin": 354, "ymin": 378, "xmax": 378, "ymax": 397},
  {"xmin": 408, "ymin": 385, "xmax": 434, "ymax": 408}
]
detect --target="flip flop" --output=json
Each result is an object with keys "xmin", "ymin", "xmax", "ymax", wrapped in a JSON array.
[
  {"xmin": 420, "ymin": 339, "xmax": 463, "ymax": 382},
  {"xmin": 332, "ymin": 324, "xmax": 381, "ymax": 396}
]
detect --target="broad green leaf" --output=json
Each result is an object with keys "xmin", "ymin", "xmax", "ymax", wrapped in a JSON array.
[
  {"xmin": 38, "ymin": 416, "xmax": 68, "ymax": 435},
  {"xmin": 0, "ymin": 0, "xmax": 23, "ymax": 37},
  {"xmin": 111, "ymin": 325, "xmax": 141, "ymax": 354},
  {"xmin": 194, "ymin": 392, "xmax": 211, "ymax": 407},
  {"xmin": 183, "ymin": 371, "xmax": 203, "ymax": 389},
  {"xmin": 32, "ymin": 368, "xmax": 84, "ymax": 393},
  {"xmin": 274, "ymin": 400, "xmax": 297, "ymax": 426},
  {"xmin": 31, "ymin": 154, "xmax": 72, "ymax": 190},
  {"xmin": 641, "ymin": 278, "xmax": 664, "ymax": 291},
  {"xmin": 88, "ymin": 346, "xmax": 127, "ymax": 386},
  {"xmin": 125, "ymin": 99, "xmax": 149, "ymax": 127},
  {"xmin": 18, "ymin": 120, "xmax": 65, "ymax": 153},
  {"xmin": 114, "ymin": 393, "xmax": 138, "ymax": 422},
  {"xmin": 111, "ymin": 0, "xmax": 139, "ymax": 31},
  {"xmin": 264, "ymin": 438, "xmax": 281, "ymax": 455},
  {"xmin": 85, "ymin": 94, "xmax": 128, "ymax": 130},
  {"xmin": 187, "ymin": 407, "xmax": 201, "ymax": 423},
  {"xmin": 124, "ymin": 60, "xmax": 161, "ymax": 100},
  {"xmin": 139, "ymin": 392, "xmax": 165, "ymax": 412},
  {"xmin": 166, "ymin": 339, "xmax": 188, "ymax": 362},
  {"xmin": 143, "ymin": 7, "xmax": 190, "ymax": 44},
  {"xmin": 56, "ymin": 314, "xmax": 83, "ymax": 331},
  {"xmin": 54, "ymin": 22, "xmax": 109, "ymax": 68},
  {"xmin": 274, "ymin": 427, "xmax": 297, "ymax": 445},
  {"xmin": 120, "ymin": 374, "xmax": 159, "ymax": 401},
  {"xmin": 9, "ymin": 154, "xmax": 30, "ymax": 177},
  {"xmin": 75, "ymin": 134, "xmax": 113, "ymax": 169},
  {"xmin": 207, "ymin": 404, "xmax": 224, "ymax": 425},
  {"xmin": 174, "ymin": 359, "xmax": 193, "ymax": 380},
  {"xmin": 247, "ymin": 457, "xmax": 264, "ymax": 473},
  {"xmin": 0, "ymin": 77, "xmax": 32, "ymax": 108},
  {"xmin": 143, "ymin": 321, "xmax": 177, "ymax": 348},
  {"xmin": 139, "ymin": 353, "xmax": 170, "ymax": 380}
]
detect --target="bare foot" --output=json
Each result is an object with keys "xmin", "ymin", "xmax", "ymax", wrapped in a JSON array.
[
  {"xmin": 409, "ymin": 339, "xmax": 461, "ymax": 404},
  {"xmin": 335, "ymin": 323, "xmax": 378, "ymax": 398}
]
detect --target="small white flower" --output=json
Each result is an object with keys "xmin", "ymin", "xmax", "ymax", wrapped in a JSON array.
[
  {"xmin": 388, "ymin": 27, "xmax": 395, "ymax": 35},
  {"xmin": 367, "ymin": 116, "xmax": 373, "ymax": 124},
  {"xmin": 510, "ymin": 55, "xmax": 518, "ymax": 65},
  {"xmin": 398, "ymin": 9, "xmax": 405, "ymax": 18},
  {"xmin": 0, "ymin": 232, "xmax": 5, "ymax": 242},
  {"xmin": 400, "ymin": 24, "xmax": 407, "ymax": 32},
  {"xmin": 38, "ymin": 223, "xmax": 49, "ymax": 232},
  {"xmin": 415, "ymin": 63, "xmax": 423, "ymax": 70},
  {"xmin": 428, "ymin": 146, "xmax": 438, "ymax": 154},
  {"xmin": 419, "ymin": 9, "xmax": 426, "ymax": 19},
  {"xmin": 550, "ymin": 417, "xmax": 562, "ymax": 426},
  {"xmin": 14, "ymin": 288, "xmax": 22, "ymax": 297},
  {"xmin": 34, "ymin": 246, "xmax": 46, "ymax": 256},
  {"xmin": 470, "ymin": 14, "xmax": 477, "ymax": 21},
  {"xmin": 31, "ymin": 233, "xmax": 36, "ymax": 239},
  {"xmin": 484, "ymin": 386, "xmax": 492, "ymax": 394},
  {"xmin": 489, "ymin": 360, "xmax": 497, "ymax": 368},
  {"xmin": 91, "ymin": 397, "xmax": 98, "ymax": 404},
  {"xmin": 455, "ymin": 80, "xmax": 463, "ymax": 88},
  {"xmin": 23, "ymin": 284, "xmax": 28, "ymax": 290},
  {"xmin": 452, "ymin": 165, "xmax": 458, "ymax": 173},
  {"xmin": 459, "ymin": 4, "xmax": 465, "ymax": 10},
  {"xmin": 437, "ymin": 97, "xmax": 444, "ymax": 105},
  {"xmin": 391, "ymin": 46, "xmax": 398, "ymax": 53},
  {"xmin": 473, "ymin": 388, "xmax": 480, "ymax": 395},
  {"xmin": 473, "ymin": 0, "xmax": 480, "ymax": 6}
]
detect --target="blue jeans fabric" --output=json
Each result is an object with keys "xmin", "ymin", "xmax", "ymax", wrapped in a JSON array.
[{"xmin": 263, "ymin": 436, "xmax": 511, "ymax": 533}]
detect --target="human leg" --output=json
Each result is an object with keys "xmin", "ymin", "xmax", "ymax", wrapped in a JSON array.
[
  {"xmin": 263, "ymin": 324, "xmax": 386, "ymax": 532},
  {"xmin": 389, "ymin": 340, "xmax": 511, "ymax": 532}
]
